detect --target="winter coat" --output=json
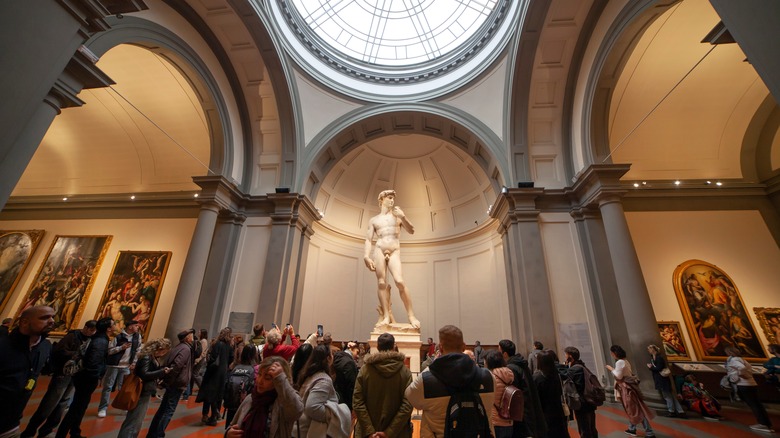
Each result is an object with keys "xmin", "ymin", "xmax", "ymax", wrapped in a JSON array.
[
  {"xmin": 81, "ymin": 332, "xmax": 110, "ymax": 379},
  {"xmin": 353, "ymin": 351, "xmax": 413, "ymax": 438},
  {"xmin": 507, "ymin": 353, "xmax": 547, "ymax": 438},
  {"xmin": 197, "ymin": 339, "xmax": 233, "ymax": 403},
  {"xmin": 262, "ymin": 333, "xmax": 300, "ymax": 362},
  {"xmin": 489, "ymin": 366, "xmax": 515, "ymax": 427},
  {"xmin": 297, "ymin": 371, "xmax": 349, "ymax": 438},
  {"xmin": 163, "ymin": 340, "xmax": 192, "ymax": 389},
  {"xmin": 648, "ymin": 354, "xmax": 672, "ymax": 392},
  {"xmin": 332, "ymin": 350, "xmax": 358, "ymax": 409},
  {"xmin": 135, "ymin": 354, "xmax": 167, "ymax": 396},
  {"xmin": 533, "ymin": 370, "xmax": 570, "ymax": 438},
  {"xmin": 226, "ymin": 372, "xmax": 303, "ymax": 438}
]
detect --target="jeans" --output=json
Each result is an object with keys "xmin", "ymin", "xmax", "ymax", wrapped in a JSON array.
[
  {"xmin": 22, "ymin": 375, "xmax": 72, "ymax": 437},
  {"xmin": 55, "ymin": 373, "xmax": 99, "ymax": 438},
  {"xmin": 661, "ymin": 388, "xmax": 684, "ymax": 413},
  {"xmin": 627, "ymin": 417, "xmax": 654, "ymax": 436},
  {"xmin": 737, "ymin": 385, "xmax": 773, "ymax": 428},
  {"xmin": 146, "ymin": 387, "xmax": 184, "ymax": 438},
  {"xmin": 99, "ymin": 366, "xmax": 131, "ymax": 411},
  {"xmin": 117, "ymin": 393, "xmax": 152, "ymax": 438}
]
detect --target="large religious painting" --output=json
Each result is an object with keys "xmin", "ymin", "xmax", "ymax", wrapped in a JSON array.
[
  {"xmin": 16, "ymin": 235, "xmax": 112, "ymax": 335},
  {"xmin": 673, "ymin": 259, "xmax": 767, "ymax": 362},
  {"xmin": 94, "ymin": 251, "xmax": 171, "ymax": 339},
  {"xmin": 0, "ymin": 230, "xmax": 45, "ymax": 314},
  {"xmin": 657, "ymin": 321, "xmax": 690, "ymax": 361},
  {"xmin": 754, "ymin": 307, "xmax": 780, "ymax": 345}
]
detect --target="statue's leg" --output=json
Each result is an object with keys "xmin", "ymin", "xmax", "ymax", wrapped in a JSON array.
[
  {"xmin": 375, "ymin": 255, "xmax": 391, "ymax": 325},
  {"xmin": 388, "ymin": 253, "xmax": 420, "ymax": 328}
]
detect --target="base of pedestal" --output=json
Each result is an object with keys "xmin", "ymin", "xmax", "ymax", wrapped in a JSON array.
[{"xmin": 369, "ymin": 329, "xmax": 422, "ymax": 373}]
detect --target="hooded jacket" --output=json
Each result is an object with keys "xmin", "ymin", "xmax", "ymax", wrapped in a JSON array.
[
  {"xmin": 507, "ymin": 354, "xmax": 547, "ymax": 438},
  {"xmin": 353, "ymin": 351, "xmax": 413, "ymax": 438},
  {"xmin": 405, "ymin": 352, "xmax": 494, "ymax": 438}
]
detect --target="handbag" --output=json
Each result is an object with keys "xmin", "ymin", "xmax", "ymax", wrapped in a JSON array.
[
  {"xmin": 659, "ymin": 367, "xmax": 671, "ymax": 377},
  {"xmin": 559, "ymin": 375, "xmax": 571, "ymax": 418},
  {"xmin": 112, "ymin": 372, "xmax": 143, "ymax": 410}
]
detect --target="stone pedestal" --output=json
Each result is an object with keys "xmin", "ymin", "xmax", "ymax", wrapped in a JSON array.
[{"xmin": 369, "ymin": 324, "xmax": 422, "ymax": 373}]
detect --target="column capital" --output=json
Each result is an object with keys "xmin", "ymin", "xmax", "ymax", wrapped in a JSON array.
[
  {"xmin": 568, "ymin": 164, "xmax": 631, "ymax": 208},
  {"xmin": 59, "ymin": 0, "xmax": 148, "ymax": 36},
  {"xmin": 489, "ymin": 188, "xmax": 544, "ymax": 234}
]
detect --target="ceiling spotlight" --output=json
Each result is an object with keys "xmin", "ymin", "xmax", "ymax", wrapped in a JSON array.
[
  {"xmin": 642, "ymin": 181, "xmax": 647, "ymax": 185},
  {"xmin": 674, "ymin": 180, "xmax": 681, "ymax": 186},
  {"xmin": 194, "ymin": 193, "xmax": 199, "ymax": 198},
  {"xmin": 130, "ymin": 195, "xmax": 136, "ymax": 200},
  {"xmin": 705, "ymin": 181, "xmax": 712, "ymax": 185},
  {"xmin": 716, "ymin": 181, "xmax": 723, "ymax": 186},
  {"xmin": 633, "ymin": 183, "xmax": 639, "ymax": 188},
  {"xmin": 501, "ymin": 186, "xmax": 508, "ymax": 194},
  {"xmin": 62, "ymin": 197, "xmax": 68, "ymax": 201}
]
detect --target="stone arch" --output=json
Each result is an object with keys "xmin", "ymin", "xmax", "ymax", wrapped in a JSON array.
[{"xmin": 299, "ymin": 104, "xmax": 509, "ymax": 200}]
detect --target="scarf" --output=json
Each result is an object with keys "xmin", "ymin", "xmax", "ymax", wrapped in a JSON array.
[{"xmin": 241, "ymin": 389, "xmax": 277, "ymax": 437}]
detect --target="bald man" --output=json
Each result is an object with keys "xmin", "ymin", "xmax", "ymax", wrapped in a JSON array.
[{"xmin": 0, "ymin": 305, "xmax": 55, "ymax": 437}]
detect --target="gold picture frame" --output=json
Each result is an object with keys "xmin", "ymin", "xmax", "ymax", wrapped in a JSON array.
[
  {"xmin": 94, "ymin": 251, "xmax": 171, "ymax": 340},
  {"xmin": 753, "ymin": 307, "xmax": 780, "ymax": 345},
  {"xmin": 16, "ymin": 235, "xmax": 112, "ymax": 335},
  {"xmin": 673, "ymin": 259, "xmax": 766, "ymax": 362},
  {"xmin": 657, "ymin": 320, "xmax": 691, "ymax": 361},
  {"xmin": 0, "ymin": 230, "xmax": 45, "ymax": 315}
]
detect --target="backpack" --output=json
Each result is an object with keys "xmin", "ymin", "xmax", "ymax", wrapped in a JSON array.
[
  {"xmin": 561, "ymin": 376, "xmax": 581, "ymax": 411},
  {"xmin": 63, "ymin": 338, "xmax": 91, "ymax": 376},
  {"xmin": 444, "ymin": 388, "xmax": 494, "ymax": 438},
  {"xmin": 576, "ymin": 364, "xmax": 605, "ymax": 406},
  {"xmin": 493, "ymin": 373, "xmax": 524, "ymax": 421},
  {"xmin": 223, "ymin": 367, "xmax": 254, "ymax": 410}
]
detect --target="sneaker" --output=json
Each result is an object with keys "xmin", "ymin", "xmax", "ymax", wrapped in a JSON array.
[
  {"xmin": 97, "ymin": 409, "xmax": 107, "ymax": 418},
  {"xmin": 749, "ymin": 424, "xmax": 775, "ymax": 433},
  {"xmin": 703, "ymin": 416, "xmax": 721, "ymax": 421},
  {"xmin": 624, "ymin": 430, "xmax": 638, "ymax": 437}
]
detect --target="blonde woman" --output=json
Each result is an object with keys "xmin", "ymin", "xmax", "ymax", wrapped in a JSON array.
[{"xmin": 117, "ymin": 338, "xmax": 171, "ymax": 438}]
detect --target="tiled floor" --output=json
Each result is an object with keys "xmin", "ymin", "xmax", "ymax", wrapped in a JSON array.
[{"xmin": 18, "ymin": 376, "xmax": 780, "ymax": 437}]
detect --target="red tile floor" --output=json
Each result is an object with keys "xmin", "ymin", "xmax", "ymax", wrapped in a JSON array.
[{"xmin": 19, "ymin": 376, "xmax": 780, "ymax": 437}]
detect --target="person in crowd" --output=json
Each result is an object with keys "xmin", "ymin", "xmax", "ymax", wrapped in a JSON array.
[
  {"xmin": 224, "ymin": 345, "xmax": 258, "ymax": 427},
  {"xmin": 464, "ymin": 349, "xmax": 476, "ymax": 363},
  {"xmin": 0, "ymin": 317, "xmax": 12, "ymax": 337},
  {"xmin": 563, "ymin": 346, "xmax": 598, "ymax": 438},
  {"xmin": 607, "ymin": 344, "xmax": 656, "ymax": 438},
  {"xmin": 198, "ymin": 327, "xmax": 234, "ymax": 426},
  {"xmin": 187, "ymin": 328, "xmax": 209, "ymax": 398},
  {"xmin": 724, "ymin": 346, "xmax": 774, "ymax": 433},
  {"xmin": 499, "ymin": 339, "xmax": 546, "ymax": 437},
  {"xmin": 485, "ymin": 349, "xmax": 514, "ymax": 438},
  {"xmin": 232, "ymin": 335, "xmax": 246, "ymax": 369},
  {"xmin": 117, "ymin": 338, "xmax": 171, "ymax": 438},
  {"xmin": 99, "ymin": 319, "xmax": 142, "ymax": 417},
  {"xmin": 0, "ymin": 306, "xmax": 55, "ymax": 437},
  {"xmin": 291, "ymin": 343, "xmax": 313, "ymax": 384},
  {"xmin": 332, "ymin": 341, "xmax": 358, "ymax": 410},
  {"xmin": 406, "ymin": 325, "xmax": 494, "ymax": 438},
  {"xmin": 646, "ymin": 344, "xmax": 685, "ymax": 418},
  {"xmin": 263, "ymin": 325, "xmax": 300, "ymax": 361},
  {"xmin": 474, "ymin": 340, "xmax": 484, "ymax": 368},
  {"xmin": 529, "ymin": 341, "xmax": 544, "ymax": 373},
  {"xmin": 533, "ymin": 350, "xmax": 570, "ymax": 437},
  {"xmin": 22, "ymin": 320, "xmax": 96, "ymax": 438},
  {"xmin": 353, "ymin": 333, "xmax": 413, "ymax": 438},
  {"xmin": 764, "ymin": 344, "xmax": 780, "ymax": 388},
  {"xmin": 56, "ymin": 316, "xmax": 113, "ymax": 438},
  {"xmin": 146, "ymin": 328, "xmax": 195, "ymax": 438},
  {"xmin": 295, "ymin": 344, "xmax": 350, "ymax": 437},
  {"xmin": 225, "ymin": 356, "xmax": 303, "ymax": 438},
  {"xmin": 680, "ymin": 374, "xmax": 721, "ymax": 420},
  {"xmin": 250, "ymin": 323, "xmax": 266, "ymax": 348},
  {"xmin": 425, "ymin": 337, "xmax": 436, "ymax": 361}
]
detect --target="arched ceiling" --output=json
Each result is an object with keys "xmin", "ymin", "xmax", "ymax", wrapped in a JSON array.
[
  {"xmin": 12, "ymin": 44, "xmax": 210, "ymax": 197},
  {"xmin": 314, "ymin": 134, "xmax": 495, "ymax": 241},
  {"xmin": 607, "ymin": 0, "xmax": 776, "ymax": 183}
]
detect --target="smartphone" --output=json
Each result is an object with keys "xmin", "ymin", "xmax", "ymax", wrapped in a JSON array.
[
  {"xmin": 317, "ymin": 324, "xmax": 323, "ymax": 337},
  {"xmin": 271, "ymin": 323, "xmax": 278, "ymax": 330},
  {"xmin": 286, "ymin": 323, "xmax": 291, "ymax": 329}
]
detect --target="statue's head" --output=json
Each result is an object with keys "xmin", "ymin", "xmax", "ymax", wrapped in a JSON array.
[{"xmin": 377, "ymin": 189, "xmax": 396, "ymax": 206}]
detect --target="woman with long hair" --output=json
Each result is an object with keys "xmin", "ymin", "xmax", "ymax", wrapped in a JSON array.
[
  {"xmin": 725, "ymin": 346, "xmax": 774, "ymax": 433},
  {"xmin": 225, "ymin": 356, "xmax": 303, "ymax": 438},
  {"xmin": 646, "ymin": 344, "xmax": 685, "ymax": 417},
  {"xmin": 117, "ymin": 338, "xmax": 171, "ymax": 438},
  {"xmin": 296, "ymin": 344, "xmax": 350, "ymax": 437},
  {"xmin": 197, "ymin": 327, "xmax": 233, "ymax": 426},
  {"xmin": 606, "ymin": 345, "xmax": 656, "ymax": 438},
  {"xmin": 291, "ymin": 343, "xmax": 313, "ymax": 385},
  {"xmin": 485, "ymin": 349, "xmax": 514, "ymax": 438},
  {"xmin": 532, "ymin": 350, "xmax": 570, "ymax": 438}
]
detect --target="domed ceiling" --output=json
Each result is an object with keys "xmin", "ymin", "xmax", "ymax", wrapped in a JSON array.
[{"xmin": 314, "ymin": 134, "xmax": 496, "ymax": 241}]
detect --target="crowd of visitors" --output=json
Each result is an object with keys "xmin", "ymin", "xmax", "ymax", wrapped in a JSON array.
[{"xmin": 1, "ymin": 307, "xmax": 778, "ymax": 437}]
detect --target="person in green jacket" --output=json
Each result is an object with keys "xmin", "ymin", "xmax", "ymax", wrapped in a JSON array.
[{"xmin": 353, "ymin": 333, "xmax": 413, "ymax": 438}]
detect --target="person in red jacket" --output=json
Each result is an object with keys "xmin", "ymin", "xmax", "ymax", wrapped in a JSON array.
[{"xmin": 262, "ymin": 325, "xmax": 300, "ymax": 362}]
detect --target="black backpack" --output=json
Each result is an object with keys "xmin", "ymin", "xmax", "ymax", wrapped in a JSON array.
[
  {"xmin": 576, "ymin": 364, "xmax": 606, "ymax": 406},
  {"xmin": 223, "ymin": 367, "xmax": 254, "ymax": 410},
  {"xmin": 444, "ymin": 384, "xmax": 493, "ymax": 438}
]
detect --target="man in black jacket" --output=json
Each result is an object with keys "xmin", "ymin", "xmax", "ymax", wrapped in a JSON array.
[
  {"xmin": 564, "ymin": 346, "xmax": 599, "ymax": 438},
  {"xmin": 499, "ymin": 339, "xmax": 547, "ymax": 438},
  {"xmin": 55, "ymin": 317, "xmax": 114, "ymax": 438},
  {"xmin": 0, "ymin": 305, "xmax": 55, "ymax": 437},
  {"xmin": 22, "ymin": 320, "xmax": 97, "ymax": 438}
]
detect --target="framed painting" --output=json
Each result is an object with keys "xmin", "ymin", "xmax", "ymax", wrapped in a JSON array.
[
  {"xmin": 16, "ymin": 235, "xmax": 112, "ymax": 335},
  {"xmin": 657, "ymin": 321, "xmax": 690, "ymax": 361},
  {"xmin": 0, "ymin": 230, "xmax": 45, "ymax": 314},
  {"xmin": 673, "ymin": 259, "xmax": 767, "ymax": 362},
  {"xmin": 94, "ymin": 251, "xmax": 171, "ymax": 339},
  {"xmin": 754, "ymin": 307, "xmax": 780, "ymax": 344}
]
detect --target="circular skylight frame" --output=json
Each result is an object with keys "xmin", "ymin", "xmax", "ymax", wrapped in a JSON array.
[{"xmin": 278, "ymin": 0, "xmax": 512, "ymax": 85}]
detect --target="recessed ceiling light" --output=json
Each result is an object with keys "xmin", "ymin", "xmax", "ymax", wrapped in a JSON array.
[
  {"xmin": 642, "ymin": 181, "xmax": 647, "ymax": 185},
  {"xmin": 716, "ymin": 181, "xmax": 723, "ymax": 186},
  {"xmin": 62, "ymin": 197, "xmax": 68, "ymax": 201},
  {"xmin": 674, "ymin": 180, "xmax": 681, "ymax": 186},
  {"xmin": 633, "ymin": 183, "xmax": 639, "ymax": 188},
  {"xmin": 130, "ymin": 195, "xmax": 136, "ymax": 200},
  {"xmin": 194, "ymin": 193, "xmax": 199, "ymax": 198},
  {"xmin": 705, "ymin": 181, "xmax": 712, "ymax": 185}
]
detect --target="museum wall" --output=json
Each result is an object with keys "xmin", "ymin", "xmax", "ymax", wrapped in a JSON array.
[
  {"xmin": 0, "ymin": 217, "xmax": 196, "ymax": 340},
  {"xmin": 627, "ymin": 209, "xmax": 780, "ymax": 360},
  {"xmin": 299, "ymin": 224, "xmax": 510, "ymax": 343}
]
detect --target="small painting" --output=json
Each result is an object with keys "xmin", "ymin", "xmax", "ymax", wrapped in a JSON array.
[
  {"xmin": 94, "ymin": 251, "xmax": 171, "ymax": 339},
  {"xmin": 0, "ymin": 230, "xmax": 45, "ymax": 314},
  {"xmin": 16, "ymin": 235, "xmax": 112, "ymax": 335},
  {"xmin": 754, "ymin": 307, "xmax": 780, "ymax": 345},
  {"xmin": 673, "ymin": 259, "xmax": 767, "ymax": 362},
  {"xmin": 657, "ymin": 321, "xmax": 690, "ymax": 361}
]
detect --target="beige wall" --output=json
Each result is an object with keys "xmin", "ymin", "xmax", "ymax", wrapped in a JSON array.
[
  {"xmin": 0, "ymin": 218, "xmax": 196, "ymax": 340},
  {"xmin": 628, "ymin": 210, "xmax": 780, "ymax": 360}
]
